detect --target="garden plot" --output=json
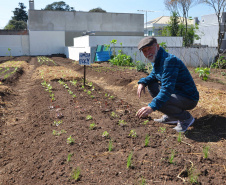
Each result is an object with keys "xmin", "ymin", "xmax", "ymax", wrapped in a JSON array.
[{"xmin": 0, "ymin": 56, "xmax": 225, "ymax": 185}]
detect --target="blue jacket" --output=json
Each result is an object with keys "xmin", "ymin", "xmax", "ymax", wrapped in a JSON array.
[{"xmin": 138, "ymin": 47, "xmax": 199, "ymax": 111}]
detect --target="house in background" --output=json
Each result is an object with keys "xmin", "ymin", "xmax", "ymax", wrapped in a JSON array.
[
  {"xmin": 194, "ymin": 12, "xmax": 226, "ymax": 51},
  {"xmin": 144, "ymin": 16, "xmax": 195, "ymax": 36}
]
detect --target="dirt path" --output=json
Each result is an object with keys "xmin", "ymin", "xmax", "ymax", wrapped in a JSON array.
[{"xmin": 0, "ymin": 58, "xmax": 36, "ymax": 183}]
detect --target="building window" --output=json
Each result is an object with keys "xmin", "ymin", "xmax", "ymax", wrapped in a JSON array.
[{"xmin": 148, "ymin": 31, "xmax": 153, "ymax": 36}]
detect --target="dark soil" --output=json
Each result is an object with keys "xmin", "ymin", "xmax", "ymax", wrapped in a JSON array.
[{"xmin": 0, "ymin": 56, "xmax": 225, "ymax": 185}]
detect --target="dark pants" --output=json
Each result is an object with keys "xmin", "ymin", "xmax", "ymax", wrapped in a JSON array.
[{"xmin": 147, "ymin": 82, "xmax": 198, "ymax": 120}]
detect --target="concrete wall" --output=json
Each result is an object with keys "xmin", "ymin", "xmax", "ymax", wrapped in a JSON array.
[
  {"xmin": 29, "ymin": 31, "xmax": 65, "ymax": 55},
  {"xmin": 0, "ymin": 35, "xmax": 29, "ymax": 56},
  {"xmin": 28, "ymin": 10, "xmax": 144, "ymax": 46}
]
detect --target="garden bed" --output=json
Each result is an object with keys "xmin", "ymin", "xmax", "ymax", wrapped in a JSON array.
[{"xmin": 0, "ymin": 56, "xmax": 225, "ymax": 184}]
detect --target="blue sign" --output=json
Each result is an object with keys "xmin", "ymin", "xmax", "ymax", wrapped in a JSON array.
[{"xmin": 79, "ymin": 53, "xmax": 91, "ymax": 65}]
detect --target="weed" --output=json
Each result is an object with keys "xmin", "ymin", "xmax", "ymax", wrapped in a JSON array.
[
  {"xmin": 169, "ymin": 150, "xmax": 175, "ymax": 164},
  {"xmin": 142, "ymin": 120, "xmax": 149, "ymax": 125},
  {"xmin": 118, "ymin": 120, "xmax": 127, "ymax": 126},
  {"xmin": 203, "ymin": 145, "xmax": 210, "ymax": 159},
  {"xmin": 127, "ymin": 151, "xmax": 133, "ymax": 168},
  {"xmin": 177, "ymin": 132, "xmax": 182, "ymax": 143},
  {"xmin": 67, "ymin": 153, "xmax": 73, "ymax": 162},
  {"xmin": 158, "ymin": 127, "xmax": 166, "ymax": 133},
  {"xmin": 71, "ymin": 167, "xmax": 81, "ymax": 181},
  {"xmin": 144, "ymin": 134, "xmax": 150, "ymax": 147},
  {"xmin": 129, "ymin": 130, "xmax": 137, "ymax": 138},
  {"xmin": 102, "ymin": 131, "xmax": 109, "ymax": 138},
  {"xmin": 67, "ymin": 135, "xmax": 75, "ymax": 145},
  {"xmin": 108, "ymin": 139, "xmax": 113, "ymax": 152},
  {"xmin": 89, "ymin": 123, "xmax": 96, "ymax": 130},
  {"xmin": 86, "ymin": 115, "xmax": 93, "ymax": 120}
]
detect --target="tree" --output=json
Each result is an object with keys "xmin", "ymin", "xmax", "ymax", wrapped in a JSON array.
[
  {"xmin": 43, "ymin": 1, "xmax": 75, "ymax": 11},
  {"xmin": 4, "ymin": 2, "xmax": 28, "ymax": 30},
  {"xmin": 169, "ymin": 11, "xmax": 180, "ymax": 36},
  {"xmin": 164, "ymin": 0, "xmax": 198, "ymax": 46},
  {"xmin": 12, "ymin": 2, "xmax": 28, "ymax": 22},
  {"xmin": 4, "ymin": 20, "xmax": 27, "ymax": 30},
  {"xmin": 200, "ymin": 0, "xmax": 226, "ymax": 54},
  {"xmin": 89, "ymin": 7, "xmax": 106, "ymax": 13}
]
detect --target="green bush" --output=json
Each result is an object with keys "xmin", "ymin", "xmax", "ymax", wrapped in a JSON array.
[
  {"xmin": 109, "ymin": 49, "xmax": 133, "ymax": 66},
  {"xmin": 211, "ymin": 56, "xmax": 226, "ymax": 69}
]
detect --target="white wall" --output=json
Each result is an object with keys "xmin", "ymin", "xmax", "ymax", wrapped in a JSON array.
[
  {"xmin": 29, "ymin": 31, "xmax": 65, "ymax": 55},
  {"xmin": 0, "ymin": 35, "xmax": 29, "ymax": 56}
]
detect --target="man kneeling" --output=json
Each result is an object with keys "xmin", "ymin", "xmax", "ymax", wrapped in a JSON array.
[{"xmin": 136, "ymin": 36, "xmax": 199, "ymax": 132}]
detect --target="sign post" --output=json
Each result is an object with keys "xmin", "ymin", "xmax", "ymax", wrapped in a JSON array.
[{"xmin": 79, "ymin": 52, "xmax": 91, "ymax": 87}]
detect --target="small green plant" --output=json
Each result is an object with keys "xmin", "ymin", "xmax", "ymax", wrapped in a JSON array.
[
  {"xmin": 142, "ymin": 120, "xmax": 149, "ymax": 125},
  {"xmin": 68, "ymin": 90, "xmax": 73, "ymax": 95},
  {"xmin": 211, "ymin": 56, "xmax": 226, "ymax": 69},
  {"xmin": 53, "ymin": 120, "xmax": 62, "ymax": 126},
  {"xmin": 67, "ymin": 153, "xmax": 73, "ymax": 162},
  {"xmin": 70, "ymin": 80, "xmax": 77, "ymax": 85},
  {"xmin": 102, "ymin": 131, "xmax": 109, "ymax": 138},
  {"xmin": 169, "ymin": 150, "xmax": 175, "ymax": 164},
  {"xmin": 72, "ymin": 94, "xmax": 77, "ymax": 98},
  {"xmin": 111, "ymin": 111, "xmax": 118, "ymax": 118},
  {"xmin": 118, "ymin": 120, "xmax": 127, "ymax": 126},
  {"xmin": 195, "ymin": 67, "xmax": 210, "ymax": 81},
  {"xmin": 81, "ymin": 85, "xmax": 85, "ymax": 89},
  {"xmin": 203, "ymin": 145, "xmax": 210, "ymax": 159},
  {"xmin": 139, "ymin": 177, "xmax": 146, "ymax": 185},
  {"xmin": 127, "ymin": 151, "xmax": 133, "ymax": 168},
  {"xmin": 67, "ymin": 135, "xmax": 75, "ymax": 145},
  {"xmin": 109, "ymin": 95, "xmax": 115, "ymax": 99},
  {"xmin": 159, "ymin": 42, "xmax": 168, "ymax": 52},
  {"xmin": 144, "ymin": 134, "xmax": 150, "ymax": 147},
  {"xmin": 158, "ymin": 127, "xmax": 166, "ymax": 133},
  {"xmin": 129, "ymin": 129, "xmax": 137, "ymax": 138},
  {"xmin": 135, "ymin": 61, "xmax": 146, "ymax": 72},
  {"xmin": 105, "ymin": 93, "xmax": 108, "ymax": 97},
  {"xmin": 188, "ymin": 166, "xmax": 199, "ymax": 184},
  {"xmin": 108, "ymin": 139, "xmax": 113, "ymax": 152},
  {"xmin": 84, "ymin": 89, "xmax": 87, "ymax": 92},
  {"xmin": 177, "ymin": 132, "xmax": 182, "ymax": 143},
  {"xmin": 87, "ymin": 90, "xmax": 91, "ymax": 95},
  {"xmin": 90, "ymin": 95, "xmax": 94, "ymax": 99},
  {"xmin": 89, "ymin": 123, "xmax": 96, "ymax": 130},
  {"xmin": 86, "ymin": 115, "xmax": 93, "ymax": 120},
  {"xmin": 8, "ymin": 48, "xmax": 12, "ymax": 57},
  {"xmin": 71, "ymin": 167, "xmax": 81, "ymax": 181}
]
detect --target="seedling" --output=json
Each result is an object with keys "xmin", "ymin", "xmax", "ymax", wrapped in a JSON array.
[
  {"xmin": 129, "ymin": 130, "xmax": 137, "ymax": 138},
  {"xmin": 158, "ymin": 127, "xmax": 166, "ymax": 133},
  {"xmin": 105, "ymin": 93, "xmax": 108, "ymax": 97},
  {"xmin": 102, "ymin": 131, "xmax": 109, "ymax": 138},
  {"xmin": 109, "ymin": 95, "xmax": 115, "ymax": 100},
  {"xmin": 81, "ymin": 85, "xmax": 85, "ymax": 89},
  {"xmin": 87, "ymin": 82, "xmax": 93, "ymax": 87},
  {"xmin": 68, "ymin": 90, "xmax": 73, "ymax": 95},
  {"xmin": 87, "ymin": 90, "xmax": 91, "ymax": 95},
  {"xmin": 71, "ymin": 167, "xmax": 81, "ymax": 181},
  {"xmin": 89, "ymin": 123, "xmax": 96, "ymax": 130},
  {"xmin": 53, "ymin": 120, "xmax": 62, "ymax": 126},
  {"xmin": 90, "ymin": 95, "xmax": 94, "ymax": 99},
  {"xmin": 169, "ymin": 150, "xmax": 175, "ymax": 164},
  {"xmin": 144, "ymin": 134, "xmax": 150, "ymax": 147},
  {"xmin": 67, "ymin": 153, "xmax": 73, "ymax": 162},
  {"xmin": 67, "ymin": 135, "xmax": 75, "ymax": 145},
  {"xmin": 139, "ymin": 177, "xmax": 146, "ymax": 185},
  {"xmin": 72, "ymin": 94, "xmax": 77, "ymax": 98},
  {"xmin": 111, "ymin": 111, "xmax": 118, "ymax": 118},
  {"xmin": 203, "ymin": 145, "xmax": 210, "ymax": 159},
  {"xmin": 188, "ymin": 166, "xmax": 199, "ymax": 184},
  {"xmin": 142, "ymin": 120, "xmax": 149, "ymax": 125},
  {"xmin": 127, "ymin": 151, "xmax": 133, "ymax": 168},
  {"xmin": 70, "ymin": 80, "xmax": 77, "ymax": 86},
  {"xmin": 118, "ymin": 120, "xmax": 127, "ymax": 126},
  {"xmin": 177, "ymin": 132, "xmax": 182, "ymax": 142},
  {"xmin": 86, "ymin": 115, "xmax": 93, "ymax": 120},
  {"xmin": 108, "ymin": 139, "xmax": 113, "ymax": 152}
]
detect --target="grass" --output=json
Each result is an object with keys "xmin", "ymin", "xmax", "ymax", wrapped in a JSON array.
[
  {"xmin": 169, "ymin": 150, "xmax": 175, "ymax": 164},
  {"xmin": 67, "ymin": 153, "xmax": 73, "ymax": 162},
  {"xmin": 108, "ymin": 139, "xmax": 113, "ymax": 152},
  {"xmin": 177, "ymin": 132, "xmax": 182, "ymax": 143}
]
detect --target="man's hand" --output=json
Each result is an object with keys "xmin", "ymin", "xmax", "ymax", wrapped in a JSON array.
[
  {"xmin": 136, "ymin": 106, "xmax": 153, "ymax": 119},
  {"xmin": 137, "ymin": 83, "xmax": 145, "ymax": 98}
]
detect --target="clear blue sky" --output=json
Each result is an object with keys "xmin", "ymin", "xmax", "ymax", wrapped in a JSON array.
[{"xmin": 0, "ymin": 0, "xmax": 215, "ymax": 29}]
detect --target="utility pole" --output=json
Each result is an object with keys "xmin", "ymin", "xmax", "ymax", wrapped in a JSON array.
[{"xmin": 137, "ymin": 10, "xmax": 159, "ymax": 36}]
